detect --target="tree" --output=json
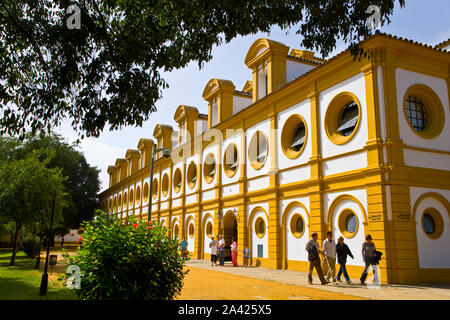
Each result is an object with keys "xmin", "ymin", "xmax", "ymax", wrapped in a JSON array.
[
  {"xmin": 17, "ymin": 134, "xmax": 101, "ymax": 229},
  {"xmin": 0, "ymin": 149, "xmax": 67, "ymax": 265},
  {"xmin": 59, "ymin": 211, "xmax": 188, "ymax": 300},
  {"xmin": 0, "ymin": 0, "xmax": 405, "ymax": 139}
]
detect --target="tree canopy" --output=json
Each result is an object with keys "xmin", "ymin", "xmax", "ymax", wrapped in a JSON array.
[{"xmin": 0, "ymin": 0, "xmax": 404, "ymax": 139}]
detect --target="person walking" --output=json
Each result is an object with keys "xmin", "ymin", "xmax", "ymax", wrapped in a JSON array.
[
  {"xmin": 242, "ymin": 247, "xmax": 250, "ymax": 267},
  {"xmin": 305, "ymin": 232, "xmax": 328, "ymax": 285},
  {"xmin": 322, "ymin": 231, "xmax": 337, "ymax": 283},
  {"xmin": 179, "ymin": 239, "xmax": 188, "ymax": 260},
  {"xmin": 217, "ymin": 234, "xmax": 225, "ymax": 266},
  {"xmin": 209, "ymin": 236, "xmax": 218, "ymax": 266},
  {"xmin": 336, "ymin": 236, "xmax": 354, "ymax": 284},
  {"xmin": 230, "ymin": 238, "xmax": 238, "ymax": 267},
  {"xmin": 360, "ymin": 234, "xmax": 379, "ymax": 285}
]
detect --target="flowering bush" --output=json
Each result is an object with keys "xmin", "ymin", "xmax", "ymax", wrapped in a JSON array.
[{"xmin": 59, "ymin": 210, "xmax": 188, "ymax": 300}]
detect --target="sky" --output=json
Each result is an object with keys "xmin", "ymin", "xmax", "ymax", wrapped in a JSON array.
[{"xmin": 55, "ymin": 0, "xmax": 450, "ymax": 192}]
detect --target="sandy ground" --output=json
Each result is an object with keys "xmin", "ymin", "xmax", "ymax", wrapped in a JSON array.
[
  {"xmin": 176, "ymin": 265, "xmax": 363, "ymax": 300},
  {"xmin": 38, "ymin": 249, "xmax": 450, "ymax": 300},
  {"xmin": 184, "ymin": 259, "xmax": 450, "ymax": 300}
]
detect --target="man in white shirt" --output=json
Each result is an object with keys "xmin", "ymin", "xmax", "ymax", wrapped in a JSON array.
[{"xmin": 322, "ymin": 231, "xmax": 337, "ymax": 283}]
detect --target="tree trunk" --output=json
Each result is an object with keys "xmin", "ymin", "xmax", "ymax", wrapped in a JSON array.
[{"xmin": 10, "ymin": 221, "xmax": 22, "ymax": 266}]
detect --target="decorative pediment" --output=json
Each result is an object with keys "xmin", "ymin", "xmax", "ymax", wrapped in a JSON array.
[
  {"xmin": 115, "ymin": 158, "xmax": 127, "ymax": 168},
  {"xmin": 244, "ymin": 38, "xmax": 289, "ymax": 69},
  {"xmin": 137, "ymin": 138, "xmax": 154, "ymax": 150},
  {"xmin": 107, "ymin": 165, "xmax": 117, "ymax": 174},
  {"xmin": 153, "ymin": 124, "xmax": 174, "ymax": 138},
  {"xmin": 125, "ymin": 149, "xmax": 140, "ymax": 160},
  {"xmin": 202, "ymin": 78, "xmax": 235, "ymax": 101},
  {"xmin": 242, "ymin": 80, "xmax": 253, "ymax": 93},
  {"xmin": 174, "ymin": 105, "xmax": 199, "ymax": 122}
]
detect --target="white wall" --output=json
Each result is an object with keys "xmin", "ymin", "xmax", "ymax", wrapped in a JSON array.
[
  {"xmin": 396, "ymin": 68, "xmax": 450, "ymax": 151},
  {"xmin": 319, "ymin": 72, "xmax": 368, "ymax": 160},
  {"xmin": 233, "ymin": 96, "xmax": 252, "ymax": 114},
  {"xmin": 324, "ymin": 189, "xmax": 368, "ymax": 267},
  {"xmin": 281, "ymin": 198, "xmax": 310, "ymax": 262},
  {"xmin": 410, "ymin": 187, "xmax": 450, "ymax": 269},
  {"xmin": 286, "ymin": 60, "xmax": 315, "ymax": 83}
]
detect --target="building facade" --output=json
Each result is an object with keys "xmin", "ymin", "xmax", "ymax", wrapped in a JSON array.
[{"xmin": 99, "ymin": 34, "xmax": 450, "ymax": 284}]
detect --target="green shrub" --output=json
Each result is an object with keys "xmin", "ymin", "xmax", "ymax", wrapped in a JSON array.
[
  {"xmin": 21, "ymin": 238, "xmax": 40, "ymax": 258},
  {"xmin": 59, "ymin": 211, "xmax": 188, "ymax": 300}
]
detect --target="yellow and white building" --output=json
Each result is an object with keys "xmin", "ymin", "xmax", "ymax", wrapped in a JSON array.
[{"xmin": 99, "ymin": 34, "xmax": 450, "ymax": 284}]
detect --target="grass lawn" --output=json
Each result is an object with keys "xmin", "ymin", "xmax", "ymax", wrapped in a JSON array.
[{"xmin": 0, "ymin": 249, "xmax": 78, "ymax": 300}]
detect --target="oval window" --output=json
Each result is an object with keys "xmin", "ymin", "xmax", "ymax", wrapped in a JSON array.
[
  {"xmin": 338, "ymin": 101, "xmax": 359, "ymax": 137},
  {"xmin": 223, "ymin": 144, "xmax": 239, "ymax": 178},
  {"xmin": 290, "ymin": 214, "xmax": 305, "ymax": 238},
  {"xmin": 422, "ymin": 213, "xmax": 435, "ymax": 235},
  {"xmin": 248, "ymin": 131, "xmax": 268, "ymax": 170},
  {"xmin": 187, "ymin": 162, "xmax": 197, "ymax": 189},
  {"xmin": 203, "ymin": 153, "xmax": 216, "ymax": 184}
]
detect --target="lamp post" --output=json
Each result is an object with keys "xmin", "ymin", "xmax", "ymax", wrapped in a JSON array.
[
  {"xmin": 147, "ymin": 145, "xmax": 171, "ymax": 222},
  {"xmin": 39, "ymin": 190, "xmax": 56, "ymax": 296}
]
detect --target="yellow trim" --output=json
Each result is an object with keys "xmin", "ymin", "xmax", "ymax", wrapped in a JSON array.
[
  {"xmin": 324, "ymin": 91, "xmax": 362, "ymax": 145},
  {"xmin": 135, "ymin": 185, "xmax": 141, "ymax": 206},
  {"xmin": 402, "ymin": 84, "xmax": 445, "ymax": 139},
  {"xmin": 248, "ymin": 130, "xmax": 268, "ymax": 170},
  {"xmin": 281, "ymin": 114, "xmax": 308, "ymax": 159}
]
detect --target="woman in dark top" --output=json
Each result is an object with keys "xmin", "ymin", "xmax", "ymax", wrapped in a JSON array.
[{"xmin": 336, "ymin": 236, "xmax": 354, "ymax": 284}]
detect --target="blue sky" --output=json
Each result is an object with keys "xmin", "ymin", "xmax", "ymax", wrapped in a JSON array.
[{"xmin": 57, "ymin": 0, "xmax": 450, "ymax": 191}]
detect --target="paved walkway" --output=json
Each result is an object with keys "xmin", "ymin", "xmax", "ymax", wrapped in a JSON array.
[{"xmin": 185, "ymin": 259, "xmax": 450, "ymax": 300}]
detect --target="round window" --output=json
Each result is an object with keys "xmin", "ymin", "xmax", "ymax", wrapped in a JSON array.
[
  {"xmin": 223, "ymin": 144, "xmax": 239, "ymax": 178},
  {"xmin": 188, "ymin": 223, "xmax": 195, "ymax": 238},
  {"xmin": 338, "ymin": 209, "xmax": 359, "ymax": 238},
  {"xmin": 281, "ymin": 115, "xmax": 307, "ymax": 159},
  {"xmin": 152, "ymin": 178, "xmax": 158, "ymax": 199},
  {"xmin": 206, "ymin": 221, "xmax": 213, "ymax": 238},
  {"xmin": 123, "ymin": 192, "xmax": 128, "ymax": 210},
  {"xmin": 290, "ymin": 214, "xmax": 305, "ymax": 238},
  {"xmin": 255, "ymin": 217, "xmax": 266, "ymax": 238},
  {"xmin": 405, "ymin": 96, "xmax": 427, "ymax": 132},
  {"xmin": 117, "ymin": 194, "xmax": 122, "ymax": 211},
  {"xmin": 173, "ymin": 224, "xmax": 179, "ymax": 238},
  {"xmin": 162, "ymin": 173, "xmax": 169, "ymax": 197},
  {"xmin": 248, "ymin": 131, "xmax": 268, "ymax": 170},
  {"xmin": 403, "ymin": 84, "xmax": 444, "ymax": 139},
  {"xmin": 143, "ymin": 182, "xmax": 149, "ymax": 202},
  {"xmin": 173, "ymin": 168, "xmax": 182, "ymax": 193},
  {"xmin": 325, "ymin": 92, "xmax": 361, "ymax": 145},
  {"xmin": 135, "ymin": 185, "xmax": 141, "ymax": 205},
  {"xmin": 421, "ymin": 208, "xmax": 444, "ymax": 239},
  {"xmin": 129, "ymin": 189, "xmax": 134, "ymax": 207},
  {"xmin": 203, "ymin": 153, "xmax": 216, "ymax": 184},
  {"xmin": 422, "ymin": 213, "xmax": 435, "ymax": 234},
  {"xmin": 187, "ymin": 162, "xmax": 197, "ymax": 189}
]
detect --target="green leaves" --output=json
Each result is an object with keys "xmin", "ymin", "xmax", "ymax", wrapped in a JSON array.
[
  {"xmin": 60, "ymin": 211, "xmax": 188, "ymax": 300},
  {"xmin": 0, "ymin": 0, "xmax": 404, "ymax": 139}
]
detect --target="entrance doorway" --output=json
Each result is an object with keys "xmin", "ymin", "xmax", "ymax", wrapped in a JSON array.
[{"xmin": 223, "ymin": 211, "xmax": 238, "ymax": 261}]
